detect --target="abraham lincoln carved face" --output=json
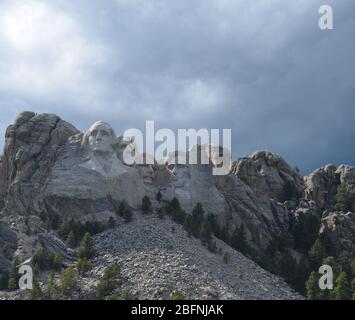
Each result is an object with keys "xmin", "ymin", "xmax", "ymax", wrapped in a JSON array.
[{"xmin": 82, "ymin": 121, "xmax": 118, "ymax": 155}]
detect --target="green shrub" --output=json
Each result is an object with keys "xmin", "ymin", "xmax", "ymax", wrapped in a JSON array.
[
  {"xmin": 27, "ymin": 275, "xmax": 42, "ymax": 300},
  {"xmin": 306, "ymin": 271, "xmax": 320, "ymax": 300},
  {"xmin": 77, "ymin": 257, "xmax": 90, "ymax": 275},
  {"xmin": 308, "ymin": 238, "xmax": 327, "ymax": 269},
  {"xmin": 118, "ymin": 201, "xmax": 133, "ymax": 222},
  {"xmin": 77, "ymin": 233, "xmax": 95, "ymax": 260},
  {"xmin": 33, "ymin": 250, "xmax": 62, "ymax": 271},
  {"xmin": 96, "ymin": 263, "xmax": 120, "ymax": 299},
  {"xmin": 207, "ymin": 239, "xmax": 217, "ymax": 253},
  {"xmin": 333, "ymin": 272, "xmax": 351, "ymax": 300},
  {"xmin": 223, "ymin": 251, "xmax": 231, "ymax": 264},
  {"xmin": 121, "ymin": 287, "xmax": 134, "ymax": 300},
  {"xmin": 7, "ymin": 257, "xmax": 20, "ymax": 291},
  {"xmin": 165, "ymin": 198, "xmax": 186, "ymax": 225},
  {"xmin": 170, "ymin": 290, "xmax": 184, "ymax": 300},
  {"xmin": 45, "ymin": 272, "xmax": 59, "ymax": 300},
  {"xmin": 60, "ymin": 267, "xmax": 77, "ymax": 296},
  {"xmin": 66, "ymin": 231, "xmax": 76, "ymax": 248},
  {"xmin": 59, "ymin": 217, "xmax": 104, "ymax": 246}
]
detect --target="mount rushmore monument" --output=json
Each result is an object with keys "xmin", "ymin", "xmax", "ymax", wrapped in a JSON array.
[{"xmin": 0, "ymin": 111, "xmax": 354, "ymax": 299}]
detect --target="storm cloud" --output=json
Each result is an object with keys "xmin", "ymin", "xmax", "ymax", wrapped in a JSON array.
[{"xmin": 0, "ymin": 0, "xmax": 354, "ymax": 173}]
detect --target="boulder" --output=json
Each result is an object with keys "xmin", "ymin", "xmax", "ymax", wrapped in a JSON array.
[
  {"xmin": 320, "ymin": 211, "xmax": 355, "ymax": 264},
  {"xmin": 232, "ymin": 151, "xmax": 304, "ymax": 203},
  {"xmin": 304, "ymin": 164, "xmax": 340, "ymax": 210},
  {"xmin": 1, "ymin": 112, "xmax": 79, "ymax": 215}
]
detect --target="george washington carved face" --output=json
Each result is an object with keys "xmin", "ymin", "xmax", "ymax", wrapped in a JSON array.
[{"xmin": 82, "ymin": 121, "xmax": 118, "ymax": 155}]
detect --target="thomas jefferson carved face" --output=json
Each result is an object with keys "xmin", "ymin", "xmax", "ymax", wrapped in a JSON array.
[{"xmin": 83, "ymin": 121, "xmax": 118, "ymax": 155}]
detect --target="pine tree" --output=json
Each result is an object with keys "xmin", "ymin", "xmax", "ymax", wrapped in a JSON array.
[
  {"xmin": 118, "ymin": 201, "xmax": 127, "ymax": 217},
  {"xmin": 293, "ymin": 212, "xmax": 320, "ymax": 252},
  {"xmin": 108, "ymin": 216, "xmax": 116, "ymax": 229},
  {"xmin": 206, "ymin": 213, "xmax": 221, "ymax": 238},
  {"xmin": 33, "ymin": 250, "xmax": 62, "ymax": 271},
  {"xmin": 231, "ymin": 224, "xmax": 248, "ymax": 254},
  {"xmin": 335, "ymin": 183, "xmax": 353, "ymax": 212},
  {"xmin": 306, "ymin": 271, "xmax": 320, "ymax": 300},
  {"xmin": 190, "ymin": 203, "xmax": 204, "ymax": 238},
  {"xmin": 45, "ymin": 272, "xmax": 59, "ymax": 300},
  {"xmin": 77, "ymin": 257, "xmax": 90, "ymax": 275},
  {"xmin": 119, "ymin": 201, "xmax": 133, "ymax": 222},
  {"xmin": 156, "ymin": 191, "xmax": 162, "ymax": 203},
  {"xmin": 294, "ymin": 257, "xmax": 310, "ymax": 293},
  {"xmin": 96, "ymin": 263, "xmax": 120, "ymax": 299},
  {"xmin": 124, "ymin": 207, "xmax": 133, "ymax": 222},
  {"xmin": 34, "ymin": 262, "xmax": 40, "ymax": 277},
  {"xmin": 45, "ymin": 217, "xmax": 52, "ymax": 231},
  {"xmin": 207, "ymin": 239, "xmax": 217, "ymax": 253},
  {"xmin": 66, "ymin": 230, "xmax": 76, "ymax": 248},
  {"xmin": 308, "ymin": 238, "xmax": 327, "ymax": 269},
  {"xmin": 168, "ymin": 197, "xmax": 186, "ymax": 225},
  {"xmin": 52, "ymin": 253, "xmax": 62, "ymax": 271},
  {"xmin": 280, "ymin": 252, "xmax": 298, "ymax": 287},
  {"xmin": 141, "ymin": 196, "xmax": 152, "ymax": 214},
  {"xmin": 351, "ymin": 278, "xmax": 355, "ymax": 300},
  {"xmin": 25, "ymin": 216, "xmax": 32, "ymax": 236},
  {"xmin": 7, "ymin": 275, "xmax": 17, "ymax": 291},
  {"xmin": 28, "ymin": 275, "xmax": 42, "ymax": 300},
  {"xmin": 7, "ymin": 258, "xmax": 19, "ymax": 291},
  {"xmin": 60, "ymin": 267, "xmax": 77, "ymax": 296},
  {"xmin": 200, "ymin": 221, "xmax": 212, "ymax": 246},
  {"xmin": 322, "ymin": 256, "xmax": 341, "ymax": 277},
  {"xmin": 351, "ymin": 259, "xmax": 355, "ymax": 277},
  {"xmin": 77, "ymin": 233, "xmax": 95, "ymax": 260},
  {"xmin": 59, "ymin": 215, "xmax": 70, "ymax": 239},
  {"xmin": 220, "ymin": 225, "xmax": 231, "ymax": 244},
  {"xmin": 223, "ymin": 251, "xmax": 231, "ymax": 264},
  {"xmin": 333, "ymin": 272, "xmax": 350, "ymax": 300}
]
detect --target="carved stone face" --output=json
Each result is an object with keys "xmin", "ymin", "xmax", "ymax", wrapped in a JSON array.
[{"xmin": 85, "ymin": 121, "xmax": 117, "ymax": 155}]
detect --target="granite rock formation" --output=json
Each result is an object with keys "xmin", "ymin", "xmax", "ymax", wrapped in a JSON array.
[{"xmin": 0, "ymin": 112, "xmax": 354, "ymax": 299}]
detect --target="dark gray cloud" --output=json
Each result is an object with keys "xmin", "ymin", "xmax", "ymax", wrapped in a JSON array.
[{"xmin": 0, "ymin": 0, "xmax": 354, "ymax": 174}]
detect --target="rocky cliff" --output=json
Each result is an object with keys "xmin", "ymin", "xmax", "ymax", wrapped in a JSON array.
[{"xmin": 0, "ymin": 112, "xmax": 354, "ymax": 299}]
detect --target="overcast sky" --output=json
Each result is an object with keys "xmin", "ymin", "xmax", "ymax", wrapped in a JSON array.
[{"xmin": 0, "ymin": 0, "xmax": 354, "ymax": 174}]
